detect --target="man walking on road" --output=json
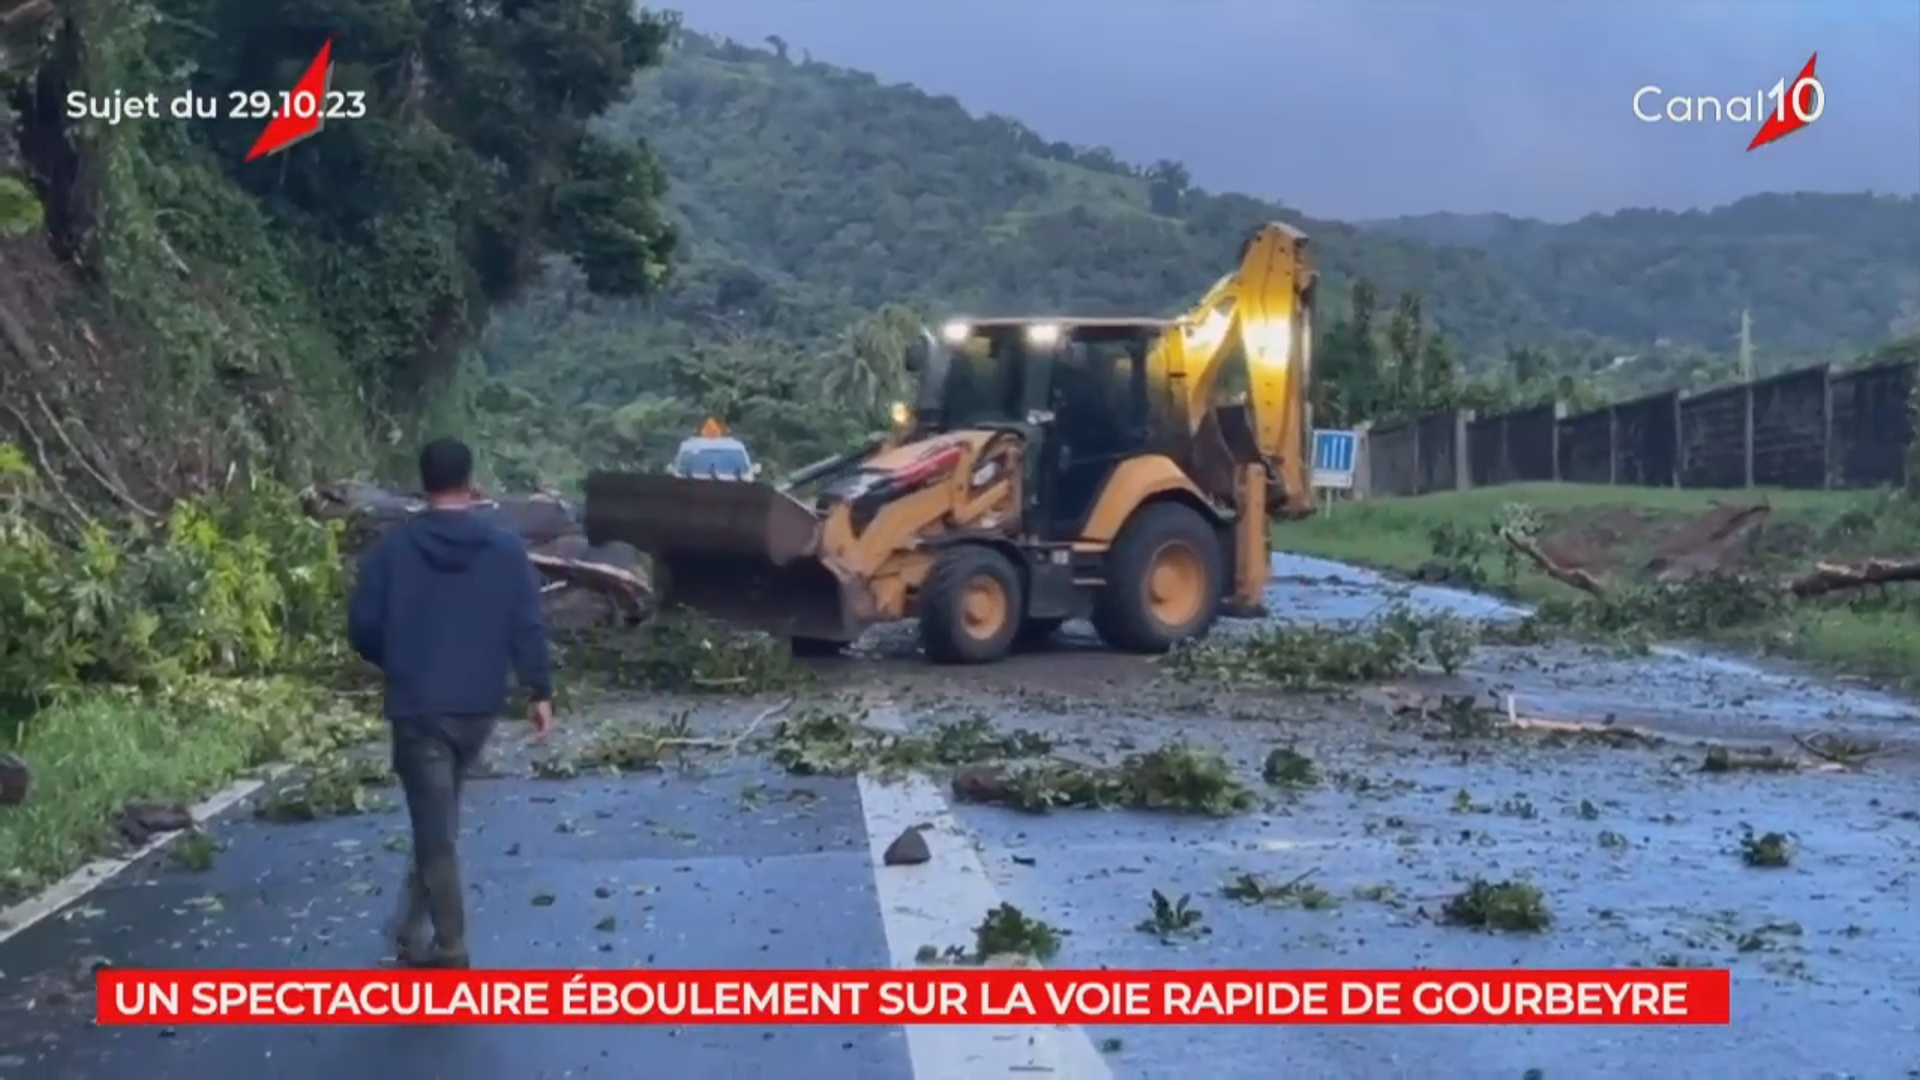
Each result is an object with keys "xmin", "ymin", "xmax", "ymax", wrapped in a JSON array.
[{"xmin": 348, "ymin": 438, "xmax": 554, "ymax": 968}]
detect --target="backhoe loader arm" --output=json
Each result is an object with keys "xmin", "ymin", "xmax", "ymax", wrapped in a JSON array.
[{"xmin": 1162, "ymin": 222, "xmax": 1316, "ymax": 511}]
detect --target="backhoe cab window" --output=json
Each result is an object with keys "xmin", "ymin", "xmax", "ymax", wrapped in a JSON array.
[
  {"xmin": 938, "ymin": 328, "xmax": 1152, "ymax": 431},
  {"xmin": 1052, "ymin": 334, "xmax": 1151, "ymax": 450},
  {"xmin": 942, "ymin": 332, "xmax": 1028, "ymax": 425}
]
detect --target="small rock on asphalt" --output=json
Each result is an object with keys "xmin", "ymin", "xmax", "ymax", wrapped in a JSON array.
[{"xmin": 883, "ymin": 827, "xmax": 931, "ymax": 866}]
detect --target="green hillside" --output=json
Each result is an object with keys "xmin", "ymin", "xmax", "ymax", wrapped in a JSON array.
[
  {"xmin": 607, "ymin": 38, "xmax": 1550, "ymax": 340},
  {"xmin": 478, "ymin": 29, "xmax": 1919, "ymax": 485},
  {"xmin": 1361, "ymin": 197, "xmax": 1920, "ymax": 355},
  {"xmin": 480, "ymin": 32, "xmax": 1551, "ymax": 423}
]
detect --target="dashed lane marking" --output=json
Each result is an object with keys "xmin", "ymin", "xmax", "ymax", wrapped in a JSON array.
[{"xmin": 859, "ymin": 698, "xmax": 1114, "ymax": 1080}]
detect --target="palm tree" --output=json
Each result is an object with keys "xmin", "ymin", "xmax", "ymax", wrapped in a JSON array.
[{"xmin": 822, "ymin": 304, "xmax": 922, "ymax": 413}]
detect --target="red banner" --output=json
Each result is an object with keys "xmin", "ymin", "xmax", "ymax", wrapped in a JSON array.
[{"xmin": 96, "ymin": 968, "xmax": 1732, "ymax": 1026}]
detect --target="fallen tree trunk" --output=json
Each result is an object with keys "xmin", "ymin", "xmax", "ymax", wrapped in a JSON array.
[
  {"xmin": 1783, "ymin": 557, "xmax": 1920, "ymax": 598},
  {"xmin": 529, "ymin": 552, "xmax": 649, "ymax": 622},
  {"xmin": 301, "ymin": 481, "xmax": 651, "ymax": 623},
  {"xmin": 1500, "ymin": 526, "xmax": 1920, "ymax": 603},
  {"xmin": 302, "ymin": 482, "xmax": 583, "ymax": 549}
]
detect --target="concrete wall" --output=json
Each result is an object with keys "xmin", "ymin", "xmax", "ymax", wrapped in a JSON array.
[
  {"xmin": 1749, "ymin": 366, "xmax": 1829, "ymax": 488},
  {"xmin": 1556, "ymin": 407, "xmax": 1611, "ymax": 483},
  {"xmin": 1611, "ymin": 391, "xmax": 1679, "ymax": 487},
  {"xmin": 1349, "ymin": 358, "xmax": 1917, "ymax": 500},
  {"xmin": 1466, "ymin": 402, "xmax": 1556, "ymax": 487},
  {"xmin": 1829, "ymin": 361, "xmax": 1912, "ymax": 489},
  {"xmin": 1367, "ymin": 421, "xmax": 1420, "ymax": 497}
]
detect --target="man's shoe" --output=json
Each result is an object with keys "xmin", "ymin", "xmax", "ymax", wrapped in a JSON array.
[
  {"xmin": 388, "ymin": 929, "xmax": 432, "ymax": 966},
  {"xmin": 412, "ymin": 950, "xmax": 470, "ymax": 969}
]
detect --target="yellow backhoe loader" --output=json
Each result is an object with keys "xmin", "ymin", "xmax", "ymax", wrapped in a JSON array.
[{"xmin": 584, "ymin": 221, "xmax": 1317, "ymax": 663}]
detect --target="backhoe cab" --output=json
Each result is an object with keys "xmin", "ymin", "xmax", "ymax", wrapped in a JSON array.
[{"xmin": 584, "ymin": 221, "xmax": 1315, "ymax": 663}]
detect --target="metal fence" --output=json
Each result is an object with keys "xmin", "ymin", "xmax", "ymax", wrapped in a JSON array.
[{"xmin": 1354, "ymin": 359, "xmax": 1916, "ymax": 498}]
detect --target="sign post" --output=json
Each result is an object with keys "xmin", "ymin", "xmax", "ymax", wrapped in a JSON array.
[{"xmin": 1310, "ymin": 429, "xmax": 1359, "ymax": 511}]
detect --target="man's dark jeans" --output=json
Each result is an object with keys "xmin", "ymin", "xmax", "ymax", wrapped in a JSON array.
[{"xmin": 388, "ymin": 715, "xmax": 495, "ymax": 962}]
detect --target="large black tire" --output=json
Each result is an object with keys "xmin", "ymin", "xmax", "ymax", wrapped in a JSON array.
[
  {"xmin": 919, "ymin": 546, "xmax": 1025, "ymax": 664},
  {"xmin": 1091, "ymin": 502, "xmax": 1224, "ymax": 653}
]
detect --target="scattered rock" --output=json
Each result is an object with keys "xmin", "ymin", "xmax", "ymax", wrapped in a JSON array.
[
  {"xmin": 950, "ymin": 765, "xmax": 1007, "ymax": 804},
  {"xmin": 0, "ymin": 752, "xmax": 28, "ymax": 806},
  {"xmin": 116, "ymin": 802, "xmax": 193, "ymax": 846},
  {"xmin": 883, "ymin": 827, "xmax": 931, "ymax": 866}
]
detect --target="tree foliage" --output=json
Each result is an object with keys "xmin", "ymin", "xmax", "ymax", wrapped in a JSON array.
[
  {"xmin": 141, "ymin": 0, "xmax": 680, "ymax": 403},
  {"xmin": 1363, "ymin": 199, "xmax": 1920, "ymax": 357}
]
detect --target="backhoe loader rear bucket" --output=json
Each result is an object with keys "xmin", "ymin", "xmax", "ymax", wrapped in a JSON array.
[
  {"xmin": 1194, "ymin": 403, "xmax": 1295, "ymax": 516},
  {"xmin": 583, "ymin": 471, "xmax": 863, "ymax": 642}
]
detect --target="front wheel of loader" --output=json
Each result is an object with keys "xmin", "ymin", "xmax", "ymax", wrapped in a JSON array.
[
  {"xmin": 1092, "ymin": 502, "xmax": 1223, "ymax": 653},
  {"xmin": 920, "ymin": 546, "xmax": 1024, "ymax": 664}
]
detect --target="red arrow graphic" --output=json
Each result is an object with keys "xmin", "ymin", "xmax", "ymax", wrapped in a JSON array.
[
  {"xmin": 1748, "ymin": 52, "xmax": 1818, "ymax": 152},
  {"xmin": 246, "ymin": 40, "xmax": 334, "ymax": 162}
]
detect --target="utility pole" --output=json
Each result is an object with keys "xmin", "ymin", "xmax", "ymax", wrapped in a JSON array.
[
  {"xmin": 1741, "ymin": 309, "xmax": 1753, "ymax": 378},
  {"xmin": 1739, "ymin": 308, "xmax": 1755, "ymax": 487}
]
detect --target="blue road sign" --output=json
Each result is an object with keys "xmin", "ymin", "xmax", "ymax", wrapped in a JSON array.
[{"xmin": 1311, "ymin": 429, "xmax": 1358, "ymax": 489}]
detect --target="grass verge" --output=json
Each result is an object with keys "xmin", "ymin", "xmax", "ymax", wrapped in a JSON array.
[
  {"xmin": 1277, "ymin": 482, "xmax": 1920, "ymax": 688},
  {"xmin": 0, "ymin": 677, "xmax": 378, "ymax": 903}
]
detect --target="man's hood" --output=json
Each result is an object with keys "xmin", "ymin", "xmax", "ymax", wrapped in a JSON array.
[{"xmin": 404, "ymin": 509, "xmax": 496, "ymax": 572}]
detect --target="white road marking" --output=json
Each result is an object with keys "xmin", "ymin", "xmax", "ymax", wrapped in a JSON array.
[
  {"xmin": 0, "ymin": 765, "xmax": 290, "ymax": 944},
  {"xmin": 859, "ymin": 699, "xmax": 1113, "ymax": 1080}
]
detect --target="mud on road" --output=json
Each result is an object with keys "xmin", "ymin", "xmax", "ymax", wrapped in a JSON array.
[{"xmin": 2, "ymin": 556, "xmax": 1918, "ymax": 1079}]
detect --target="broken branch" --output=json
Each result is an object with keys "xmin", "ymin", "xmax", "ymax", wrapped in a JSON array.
[
  {"xmin": 1791, "ymin": 732, "xmax": 1886, "ymax": 768},
  {"xmin": 0, "ymin": 399, "xmax": 95, "ymax": 526},
  {"xmin": 1782, "ymin": 558, "xmax": 1920, "ymax": 599},
  {"xmin": 1502, "ymin": 521, "xmax": 1920, "ymax": 604},
  {"xmin": 1498, "ymin": 527, "xmax": 1609, "ymax": 597},
  {"xmin": 652, "ymin": 697, "xmax": 792, "ymax": 755},
  {"xmin": 528, "ymin": 552, "xmax": 649, "ymax": 620},
  {"xmin": 32, "ymin": 393, "xmax": 157, "ymax": 518}
]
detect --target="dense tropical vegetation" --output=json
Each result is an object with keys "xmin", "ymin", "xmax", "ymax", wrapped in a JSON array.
[{"xmin": 0, "ymin": 0, "xmax": 686, "ymax": 894}]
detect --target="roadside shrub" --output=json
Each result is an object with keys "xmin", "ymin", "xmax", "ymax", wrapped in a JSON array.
[{"xmin": 0, "ymin": 448, "xmax": 348, "ymax": 718}]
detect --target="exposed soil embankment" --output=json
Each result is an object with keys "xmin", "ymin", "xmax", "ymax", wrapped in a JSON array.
[
  {"xmin": 1535, "ymin": 502, "xmax": 1774, "ymax": 584},
  {"xmin": 2, "ymin": 11, "xmax": 217, "ymax": 508}
]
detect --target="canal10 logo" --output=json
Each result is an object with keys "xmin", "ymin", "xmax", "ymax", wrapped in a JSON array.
[{"xmin": 1631, "ymin": 53, "xmax": 1826, "ymax": 152}]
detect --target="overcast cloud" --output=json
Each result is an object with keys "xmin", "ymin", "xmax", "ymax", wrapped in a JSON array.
[{"xmin": 663, "ymin": 0, "xmax": 1920, "ymax": 221}]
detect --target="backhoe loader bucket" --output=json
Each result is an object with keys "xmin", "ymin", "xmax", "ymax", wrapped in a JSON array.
[{"xmin": 583, "ymin": 472, "xmax": 862, "ymax": 641}]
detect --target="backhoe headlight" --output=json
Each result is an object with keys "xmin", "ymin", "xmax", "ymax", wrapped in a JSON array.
[{"xmin": 889, "ymin": 401, "xmax": 911, "ymax": 426}]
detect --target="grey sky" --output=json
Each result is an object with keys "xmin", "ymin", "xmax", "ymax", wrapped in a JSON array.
[{"xmin": 663, "ymin": 0, "xmax": 1920, "ymax": 222}]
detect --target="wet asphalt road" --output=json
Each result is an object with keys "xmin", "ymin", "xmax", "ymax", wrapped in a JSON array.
[
  {"xmin": 3, "ymin": 554, "xmax": 1919, "ymax": 1078},
  {"xmin": 0, "ymin": 762, "xmax": 912, "ymax": 1080}
]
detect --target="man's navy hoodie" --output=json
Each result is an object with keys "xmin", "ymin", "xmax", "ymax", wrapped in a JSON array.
[{"xmin": 347, "ymin": 508, "xmax": 552, "ymax": 720}]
